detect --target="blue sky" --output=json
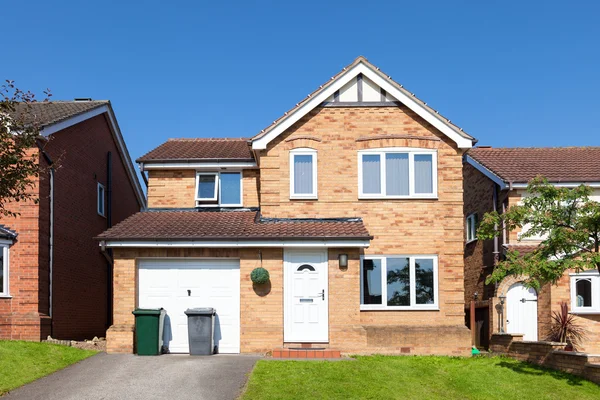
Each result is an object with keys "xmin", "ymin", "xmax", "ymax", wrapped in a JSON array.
[{"xmin": 5, "ymin": 1, "xmax": 600, "ymax": 163}]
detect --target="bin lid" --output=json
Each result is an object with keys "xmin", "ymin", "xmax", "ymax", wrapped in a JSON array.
[
  {"xmin": 184, "ymin": 307, "xmax": 215, "ymax": 316},
  {"xmin": 132, "ymin": 308, "xmax": 164, "ymax": 316}
]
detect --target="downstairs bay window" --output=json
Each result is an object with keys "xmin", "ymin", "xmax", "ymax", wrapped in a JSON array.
[
  {"xmin": 196, "ymin": 171, "xmax": 242, "ymax": 207},
  {"xmin": 0, "ymin": 244, "xmax": 9, "ymax": 297},
  {"xmin": 361, "ymin": 255, "xmax": 439, "ymax": 310},
  {"xmin": 358, "ymin": 148, "xmax": 437, "ymax": 199},
  {"xmin": 570, "ymin": 271, "xmax": 600, "ymax": 313}
]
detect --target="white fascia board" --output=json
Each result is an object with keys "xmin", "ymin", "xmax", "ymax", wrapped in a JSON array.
[
  {"xmin": 0, "ymin": 239, "xmax": 14, "ymax": 245},
  {"xmin": 39, "ymin": 105, "xmax": 146, "ymax": 209},
  {"xmin": 252, "ymin": 62, "xmax": 474, "ymax": 150},
  {"xmin": 511, "ymin": 182, "xmax": 600, "ymax": 189},
  {"xmin": 355, "ymin": 64, "xmax": 473, "ymax": 149},
  {"xmin": 101, "ymin": 239, "xmax": 371, "ymax": 248},
  {"xmin": 143, "ymin": 161, "xmax": 258, "ymax": 170},
  {"xmin": 252, "ymin": 63, "xmax": 363, "ymax": 150},
  {"xmin": 465, "ymin": 155, "xmax": 508, "ymax": 190}
]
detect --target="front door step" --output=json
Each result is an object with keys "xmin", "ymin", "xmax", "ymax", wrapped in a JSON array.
[{"xmin": 272, "ymin": 348, "xmax": 341, "ymax": 358}]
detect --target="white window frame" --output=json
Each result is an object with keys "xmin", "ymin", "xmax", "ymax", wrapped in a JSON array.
[
  {"xmin": 360, "ymin": 254, "xmax": 439, "ymax": 311},
  {"xmin": 570, "ymin": 271, "xmax": 600, "ymax": 314},
  {"xmin": 289, "ymin": 148, "xmax": 318, "ymax": 200},
  {"xmin": 466, "ymin": 213, "xmax": 478, "ymax": 243},
  {"xmin": 0, "ymin": 242, "xmax": 10, "ymax": 297},
  {"xmin": 358, "ymin": 147, "xmax": 438, "ymax": 199},
  {"xmin": 97, "ymin": 182, "xmax": 106, "ymax": 217},
  {"xmin": 195, "ymin": 171, "xmax": 243, "ymax": 207}
]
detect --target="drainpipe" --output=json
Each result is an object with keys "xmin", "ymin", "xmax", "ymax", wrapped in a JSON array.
[
  {"xmin": 106, "ymin": 152, "xmax": 113, "ymax": 328},
  {"xmin": 36, "ymin": 140, "xmax": 54, "ymax": 336},
  {"xmin": 493, "ymin": 183, "xmax": 499, "ymax": 265},
  {"xmin": 138, "ymin": 162, "xmax": 148, "ymax": 187}
]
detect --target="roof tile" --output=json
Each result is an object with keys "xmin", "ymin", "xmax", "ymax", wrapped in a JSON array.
[
  {"xmin": 96, "ymin": 210, "xmax": 371, "ymax": 241},
  {"xmin": 468, "ymin": 147, "xmax": 600, "ymax": 183},
  {"xmin": 11, "ymin": 101, "xmax": 108, "ymax": 127},
  {"xmin": 137, "ymin": 138, "xmax": 253, "ymax": 162}
]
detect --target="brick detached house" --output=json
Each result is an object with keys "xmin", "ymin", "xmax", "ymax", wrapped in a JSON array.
[
  {"xmin": 464, "ymin": 147, "xmax": 600, "ymax": 352},
  {"xmin": 0, "ymin": 101, "xmax": 145, "ymax": 341},
  {"xmin": 98, "ymin": 56, "xmax": 477, "ymax": 356}
]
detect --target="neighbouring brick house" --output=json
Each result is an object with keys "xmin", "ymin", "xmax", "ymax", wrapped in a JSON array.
[
  {"xmin": 0, "ymin": 101, "xmax": 145, "ymax": 341},
  {"xmin": 98, "ymin": 56, "xmax": 477, "ymax": 356},
  {"xmin": 464, "ymin": 147, "xmax": 600, "ymax": 352}
]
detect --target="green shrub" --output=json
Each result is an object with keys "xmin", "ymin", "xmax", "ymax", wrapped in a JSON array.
[{"xmin": 251, "ymin": 267, "xmax": 270, "ymax": 284}]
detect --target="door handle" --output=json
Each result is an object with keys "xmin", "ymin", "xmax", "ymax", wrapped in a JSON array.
[
  {"xmin": 187, "ymin": 290, "xmax": 191, "ymax": 296},
  {"xmin": 320, "ymin": 289, "xmax": 324, "ymax": 300}
]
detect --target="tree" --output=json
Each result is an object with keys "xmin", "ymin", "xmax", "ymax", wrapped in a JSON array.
[
  {"xmin": 478, "ymin": 176, "xmax": 600, "ymax": 289},
  {"xmin": 0, "ymin": 80, "xmax": 51, "ymax": 217}
]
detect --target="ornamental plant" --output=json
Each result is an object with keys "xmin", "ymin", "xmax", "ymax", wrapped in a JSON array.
[
  {"xmin": 546, "ymin": 302, "xmax": 587, "ymax": 350},
  {"xmin": 251, "ymin": 267, "xmax": 270, "ymax": 284}
]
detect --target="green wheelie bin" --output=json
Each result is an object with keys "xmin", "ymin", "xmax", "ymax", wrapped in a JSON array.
[{"xmin": 132, "ymin": 308, "xmax": 166, "ymax": 355}]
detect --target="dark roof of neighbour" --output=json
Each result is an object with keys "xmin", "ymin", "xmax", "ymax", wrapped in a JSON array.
[
  {"xmin": 11, "ymin": 100, "xmax": 109, "ymax": 127},
  {"xmin": 467, "ymin": 147, "xmax": 600, "ymax": 183},
  {"xmin": 503, "ymin": 244, "xmax": 539, "ymax": 256},
  {"xmin": 252, "ymin": 56, "xmax": 476, "ymax": 144},
  {"xmin": 96, "ymin": 210, "xmax": 372, "ymax": 241},
  {"xmin": 0, "ymin": 225, "xmax": 17, "ymax": 240},
  {"xmin": 136, "ymin": 138, "xmax": 254, "ymax": 163}
]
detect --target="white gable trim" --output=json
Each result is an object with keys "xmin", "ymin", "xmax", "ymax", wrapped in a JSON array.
[
  {"xmin": 252, "ymin": 62, "xmax": 474, "ymax": 150},
  {"xmin": 465, "ymin": 155, "xmax": 508, "ymax": 190},
  {"xmin": 39, "ymin": 105, "xmax": 146, "ymax": 208}
]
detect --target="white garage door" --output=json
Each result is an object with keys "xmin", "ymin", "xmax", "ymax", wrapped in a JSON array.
[{"xmin": 138, "ymin": 259, "xmax": 240, "ymax": 354}]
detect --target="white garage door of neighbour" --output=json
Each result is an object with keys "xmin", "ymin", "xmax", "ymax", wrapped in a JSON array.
[{"xmin": 138, "ymin": 259, "xmax": 240, "ymax": 354}]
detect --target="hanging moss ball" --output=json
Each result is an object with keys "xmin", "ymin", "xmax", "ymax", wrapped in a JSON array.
[{"xmin": 251, "ymin": 267, "xmax": 270, "ymax": 284}]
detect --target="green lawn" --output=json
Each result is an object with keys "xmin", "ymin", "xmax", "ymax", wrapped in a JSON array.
[
  {"xmin": 0, "ymin": 341, "xmax": 97, "ymax": 395},
  {"xmin": 242, "ymin": 355, "xmax": 600, "ymax": 400}
]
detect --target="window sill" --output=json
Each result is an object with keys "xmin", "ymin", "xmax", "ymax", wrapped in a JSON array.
[
  {"xmin": 570, "ymin": 310, "xmax": 600, "ymax": 315},
  {"xmin": 360, "ymin": 305, "xmax": 439, "ymax": 311},
  {"xmin": 290, "ymin": 196, "xmax": 318, "ymax": 200},
  {"xmin": 358, "ymin": 195, "xmax": 438, "ymax": 200},
  {"xmin": 0, "ymin": 295, "xmax": 12, "ymax": 299},
  {"xmin": 466, "ymin": 239, "xmax": 477, "ymax": 245}
]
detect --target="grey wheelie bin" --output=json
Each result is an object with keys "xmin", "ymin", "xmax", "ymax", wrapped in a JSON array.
[{"xmin": 184, "ymin": 307, "xmax": 216, "ymax": 355}]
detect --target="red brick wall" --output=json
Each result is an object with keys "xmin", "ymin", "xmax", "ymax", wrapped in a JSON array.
[
  {"xmin": 0, "ymin": 148, "xmax": 50, "ymax": 340},
  {"xmin": 0, "ymin": 113, "xmax": 141, "ymax": 341},
  {"xmin": 45, "ymin": 114, "xmax": 141, "ymax": 340},
  {"xmin": 463, "ymin": 163, "xmax": 497, "ymax": 304}
]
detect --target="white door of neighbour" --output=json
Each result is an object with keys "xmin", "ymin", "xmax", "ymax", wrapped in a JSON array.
[
  {"xmin": 138, "ymin": 259, "xmax": 240, "ymax": 353},
  {"xmin": 284, "ymin": 249, "xmax": 329, "ymax": 342},
  {"xmin": 506, "ymin": 282, "xmax": 538, "ymax": 341}
]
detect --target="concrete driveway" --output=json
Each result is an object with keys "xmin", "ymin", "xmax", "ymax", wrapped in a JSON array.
[{"xmin": 3, "ymin": 353, "xmax": 261, "ymax": 400}]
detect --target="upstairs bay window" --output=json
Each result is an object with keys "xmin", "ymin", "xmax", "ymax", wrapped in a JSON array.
[
  {"xmin": 290, "ymin": 149, "xmax": 317, "ymax": 199},
  {"xmin": 361, "ymin": 255, "xmax": 439, "ymax": 310},
  {"xmin": 196, "ymin": 172, "xmax": 242, "ymax": 207},
  {"xmin": 570, "ymin": 271, "xmax": 600, "ymax": 313},
  {"xmin": 358, "ymin": 148, "xmax": 437, "ymax": 199}
]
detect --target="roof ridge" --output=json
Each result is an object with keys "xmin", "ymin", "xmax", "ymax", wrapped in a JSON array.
[{"xmin": 167, "ymin": 137, "xmax": 250, "ymax": 142}]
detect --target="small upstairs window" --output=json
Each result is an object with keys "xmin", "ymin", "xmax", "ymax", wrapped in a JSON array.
[
  {"xmin": 97, "ymin": 182, "xmax": 106, "ymax": 217},
  {"xmin": 195, "ymin": 172, "xmax": 242, "ymax": 207},
  {"xmin": 358, "ymin": 148, "xmax": 437, "ymax": 199},
  {"xmin": 466, "ymin": 213, "xmax": 478, "ymax": 243},
  {"xmin": 290, "ymin": 148, "xmax": 317, "ymax": 199}
]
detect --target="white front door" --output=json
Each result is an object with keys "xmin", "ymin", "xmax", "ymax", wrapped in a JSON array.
[
  {"xmin": 284, "ymin": 249, "xmax": 329, "ymax": 342},
  {"xmin": 506, "ymin": 282, "xmax": 538, "ymax": 341},
  {"xmin": 138, "ymin": 259, "xmax": 240, "ymax": 353}
]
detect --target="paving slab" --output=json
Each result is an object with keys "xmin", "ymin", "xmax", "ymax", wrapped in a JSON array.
[{"xmin": 3, "ymin": 353, "xmax": 260, "ymax": 400}]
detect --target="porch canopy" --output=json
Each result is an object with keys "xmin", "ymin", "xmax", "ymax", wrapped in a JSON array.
[{"xmin": 96, "ymin": 210, "xmax": 372, "ymax": 248}]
